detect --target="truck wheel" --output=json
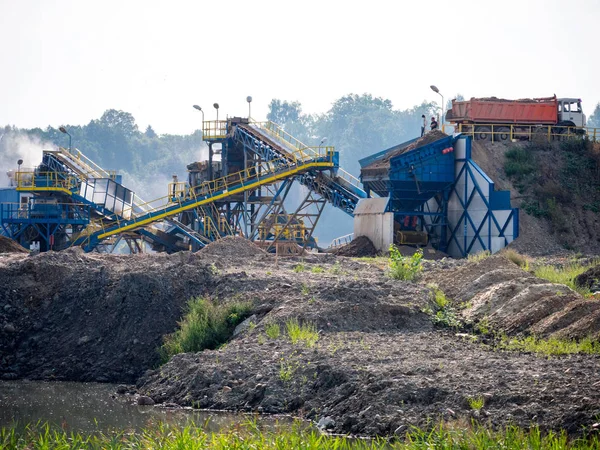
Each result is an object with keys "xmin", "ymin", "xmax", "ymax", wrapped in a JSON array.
[
  {"xmin": 496, "ymin": 127, "xmax": 510, "ymax": 142},
  {"xmin": 475, "ymin": 126, "xmax": 491, "ymax": 141}
]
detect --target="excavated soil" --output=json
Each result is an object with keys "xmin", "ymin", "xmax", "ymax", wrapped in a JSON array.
[
  {"xmin": 424, "ymin": 255, "xmax": 600, "ymax": 339},
  {"xmin": 0, "ymin": 236, "xmax": 28, "ymax": 254},
  {"xmin": 2, "ymin": 240, "xmax": 600, "ymax": 436}
]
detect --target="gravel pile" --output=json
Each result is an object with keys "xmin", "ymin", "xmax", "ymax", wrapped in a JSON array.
[
  {"xmin": 0, "ymin": 236, "xmax": 28, "ymax": 254},
  {"xmin": 201, "ymin": 236, "xmax": 265, "ymax": 258},
  {"xmin": 334, "ymin": 236, "xmax": 378, "ymax": 257}
]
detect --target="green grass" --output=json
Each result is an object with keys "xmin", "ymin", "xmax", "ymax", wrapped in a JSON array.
[
  {"xmin": 160, "ymin": 297, "xmax": 252, "ymax": 362},
  {"xmin": 504, "ymin": 147, "xmax": 536, "ymax": 179},
  {"xmin": 330, "ymin": 261, "xmax": 345, "ymax": 275},
  {"xmin": 534, "ymin": 260, "xmax": 599, "ymax": 296},
  {"xmin": 311, "ymin": 265, "xmax": 324, "ymax": 274},
  {"xmin": 499, "ymin": 335, "xmax": 600, "ymax": 356},
  {"xmin": 265, "ymin": 323, "xmax": 281, "ymax": 339},
  {"xmin": 468, "ymin": 396, "xmax": 485, "ymax": 410},
  {"xmin": 467, "ymin": 250, "xmax": 491, "ymax": 263},
  {"xmin": 3, "ymin": 421, "xmax": 600, "ymax": 449},
  {"xmin": 388, "ymin": 246, "xmax": 423, "ymax": 281},
  {"xmin": 293, "ymin": 263, "xmax": 306, "ymax": 273},
  {"xmin": 285, "ymin": 318, "xmax": 319, "ymax": 347}
]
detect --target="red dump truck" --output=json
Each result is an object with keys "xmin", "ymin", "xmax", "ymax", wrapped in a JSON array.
[{"xmin": 445, "ymin": 95, "xmax": 586, "ymax": 141}]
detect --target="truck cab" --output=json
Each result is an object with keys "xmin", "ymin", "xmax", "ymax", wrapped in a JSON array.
[{"xmin": 558, "ymin": 98, "xmax": 586, "ymax": 127}]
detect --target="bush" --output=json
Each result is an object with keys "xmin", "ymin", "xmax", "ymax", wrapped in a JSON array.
[
  {"xmin": 504, "ymin": 147, "xmax": 536, "ymax": 178},
  {"xmin": 422, "ymin": 285, "xmax": 462, "ymax": 329},
  {"xmin": 160, "ymin": 297, "xmax": 252, "ymax": 361},
  {"xmin": 388, "ymin": 246, "xmax": 423, "ymax": 281}
]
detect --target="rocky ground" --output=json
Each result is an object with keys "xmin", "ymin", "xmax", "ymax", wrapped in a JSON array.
[{"xmin": 2, "ymin": 238, "xmax": 600, "ymax": 437}]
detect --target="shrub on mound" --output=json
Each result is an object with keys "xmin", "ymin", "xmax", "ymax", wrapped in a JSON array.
[{"xmin": 160, "ymin": 297, "xmax": 251, "ymax": 361}]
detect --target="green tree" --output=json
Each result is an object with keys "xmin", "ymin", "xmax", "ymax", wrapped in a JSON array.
[
  {"xmin": 587, "ymin": 102, "xmax": 600, "ymax": 128},
  {"xmin": 145, "ymin": 125, "xmax": 158, "ymax": 138}
]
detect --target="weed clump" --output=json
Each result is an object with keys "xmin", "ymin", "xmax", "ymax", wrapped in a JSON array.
[
  {"xmin": 423, "ymin": 285, "xmax": 461, "ymax": 329},
  {"xmin": 467, "ymin": 250, "xmax": 491, "ymax": 263},
  {"xmin": 265, "ymin": 323, "xmax": 281, "ymax": 339},
  {"xmin": 388, "ymin": 245, "xmax": 423, "ymax": 281},
  {"xmin": 502, "ymin": 249, "xmax": 530, "ymax": 270},
  {"xmin": 160, "ymin": 297, "xmax": 251, "ymax": 362},
  {"xmin": 285, "ymin": 318, "xmax": 319, "ymax": 347}
]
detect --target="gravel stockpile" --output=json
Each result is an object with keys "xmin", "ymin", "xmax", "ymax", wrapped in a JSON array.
[
  {"xmin": 334, "ymin": 236, "xmax": 378, "ymax": 257},
  {"xmin": 0, "ymin": 236, "xmax": 28, "ymax": 254},
  {"xmin": 201, "ymin": 236, "xmax": 265, "ymax": 258}
]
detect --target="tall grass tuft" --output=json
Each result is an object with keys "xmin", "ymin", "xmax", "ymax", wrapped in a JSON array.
[
  {"xmin": 285, "ymin": 318, "xmax": 319, "ymax": 347},
  {"xmin": 160, "ymin": 296, "xmax": 251, "ymax": 361},
  {"xmin": 467, "ymin": 250, "xmax": 491, "ymax": 263},
  {"xmin": 534, "ymin": 260, "xmax": 599, "ymax": 296},
  {"xmin": 503, "ymin": 248, "xmax": 530, "ymax": 270}
]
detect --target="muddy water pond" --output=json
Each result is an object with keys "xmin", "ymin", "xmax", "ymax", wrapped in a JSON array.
[{"xmin": 0, "ymin": 380, "xmax": 291, "ymax": 433}]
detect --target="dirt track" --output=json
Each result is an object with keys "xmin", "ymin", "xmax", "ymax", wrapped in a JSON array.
[{"xmin": 2, "ymin": 242, "xmax": 600, "ymax": 436}]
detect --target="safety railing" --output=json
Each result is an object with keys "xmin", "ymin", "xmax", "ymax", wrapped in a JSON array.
[
  {"xmin": 76, "ymin": 145, "xmax": 337, "ymax": 241},
  {"xmin": 335, "ymin": 168, "xmax": 363, "ymax": 190},
  {"xmin": 329, "ymin": 233, "xmax": 354, "ymax": 248},
  {"xmin": 455, "ymin": 124, "xmax": 600, "ymax": 143},
  {"xmin": 52, "ymin": 148, "xmax": 117, "ymax": 180},
  {"xmin": 251, "ymin": 121, "xmax": 323, "ymax": 162},
  {"xmin": 15, "ymin": 171, "xmax": 78, "ymax": 191},
  {"xmin": 0, "ymin": 202, "xmax": 91, "ymax": 222},
  {"xmin": 202, "ymin": 120, "xmax": 228, "ymax": 140}
]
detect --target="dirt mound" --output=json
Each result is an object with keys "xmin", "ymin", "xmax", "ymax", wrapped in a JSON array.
[
  {"xmin": 362, "ymin": 130, "xmax": 448, "ymax": 172},
  {"xmin": 334, "ymin": 236, "xmax": 377, "ymax": 257},
  {"xmin": 137, "ymin": 254, "xmax": 600, "ymax": 437},
  {"xmin": 575, "ymin": 266, "xmax": 600, "ymax": 291},
  {"xmin": 0, "ymin": 251, "xmax": 217, "ymax": 382},
  {"xmin": 3, "ymin": 248, "xmax": 600, "ymax": 436},
  {"xmin": 0, "ymin": 236, "xmax": 28, "ymax": 254},
  {"xmin": 424, "ymin": 255, "xmax": 600, "ymax": 339},
  {"xmin": 201, "ymin": 236, "xmax": 265, "ymax": 258}
]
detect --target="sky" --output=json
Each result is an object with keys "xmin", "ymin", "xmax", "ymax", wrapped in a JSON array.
[{"xmin": 1, "ymin": 0, "xmax": 599, "ymax": 135}]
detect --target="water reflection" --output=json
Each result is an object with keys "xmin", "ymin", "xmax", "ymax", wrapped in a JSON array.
[{"xmin": 0, "ymin": 380, "xmax": 290, "ymax": 433}]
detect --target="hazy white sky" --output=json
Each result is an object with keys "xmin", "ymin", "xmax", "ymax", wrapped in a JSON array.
[{"xmin": 1, "ymin": 0, "xmax": 598, "ymax": 135}]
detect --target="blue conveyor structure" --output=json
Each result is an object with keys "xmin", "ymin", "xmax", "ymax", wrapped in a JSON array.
[
  {"xmin": 1, "ymin": 118, "xmax": 368, "ymax": 253},
  {"xmin": 359, "ymin": 133, "xmax": 518, "ymax": 257}
]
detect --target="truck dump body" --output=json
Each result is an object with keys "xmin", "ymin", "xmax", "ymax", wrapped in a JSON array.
[{"xmin": 446, "ymin": 96, "xmax": 558, "ymax": 125}]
